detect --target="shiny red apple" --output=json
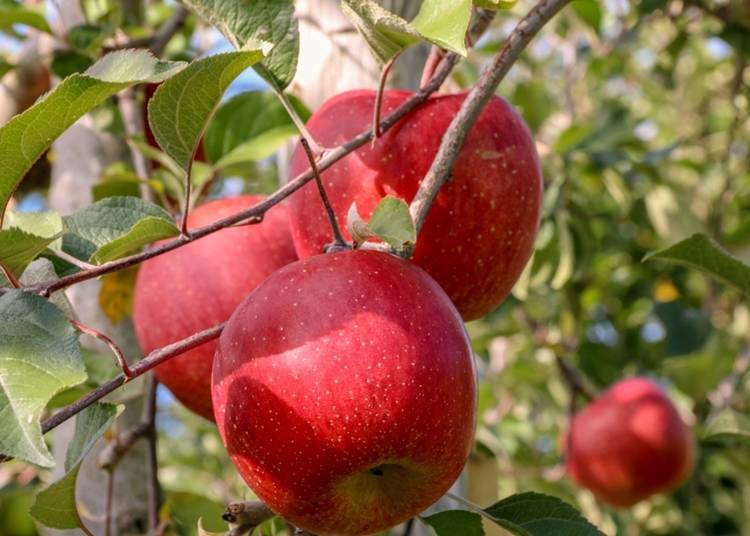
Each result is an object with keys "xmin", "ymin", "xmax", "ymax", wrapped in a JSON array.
[
  {"xmin": 133, "ymin": 195, "xmax": 297, "ymax": 420},
  {"xmin": 212, "ymin": 250, "xmax": 477, "ymax": 535},
  {"xmin": 288, "ymin": 90, "xmax": 542, "ymax": 321},
  {"xmin": 564, "ymin": 377, "xmax": 695, "ymax": 507}
]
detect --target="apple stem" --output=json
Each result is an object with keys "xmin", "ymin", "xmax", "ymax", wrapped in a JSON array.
[
  {"xmin": 300, "ymin": 137, "xmax": 348, "ymax": 249},
  {"xmin": 409, "ymin": 0, "xmax": 573, "ymax": 241},
  {"xmin": 70, "ymin": 318, "xmax": 134, "ymax": 379},
  {"xmin": 372, "ymin": 53, "xmax": 401, "ymax": 145},
  {"xmin": 222, "ymin": 500, "xmax": 275, "ymax": 531}
]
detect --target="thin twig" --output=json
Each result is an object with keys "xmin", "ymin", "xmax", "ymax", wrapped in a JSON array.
[
  {"xmin": 118, "ymin": 88, "xmax": 154, "ymax": 202},
  {"xmin": 104, "ymin": 468, "xmax": 114, "ymax": 536},
  {"xmin": 372, "ymin": 53, "xmax": 401, "ymax": 142},
  {"xmin": 222, "ymin": 500, "xmax": 275, "ymax": 528},
  {"xmin": 144, "ymin": 376, "xmax": 161, "ymax": 535},
  {"xmin": 97, "ymin": 421, "xmax": 150, "ymax": 470},
  {"xmin": 40, "ymin": 322, "xmax": 225, "ymax": 435},
  {"xmin": 7, "ymin": 56, "xmax": 458, "ymax": 299},
  {"xmin": 409, "ymin": 0, "xmax": 572, "ymax": 236},
  {"xmin": 555, "ymin": 355, "xmax": 594, "ymax": 412},
  {"xmin": 300, "ymin": 138, "xmax": 347, "ymax": 249},
  {"xmin": 149, "ymin": 5, "xmax": 188, "ymax": 56},
  {"xmin": 70, "ymin": 319, "xmax": 134, "ymax": 379}
]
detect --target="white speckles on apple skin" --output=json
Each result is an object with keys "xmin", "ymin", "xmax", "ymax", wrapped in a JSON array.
[
  {"xmin": 212, "ymin": 250, "xmax": 477, "ymax": 536},
  {"xmin": 288, "ymin": 89, "xmax": 543, "ymax": 321}
]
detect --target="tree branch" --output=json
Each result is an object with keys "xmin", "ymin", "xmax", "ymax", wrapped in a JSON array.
[
  {"xmin": 41, "ymin": 322, "xmax": 225, "ymax": 435},
  {"xmin": 409, "ymin": 0, "xmax": 572, "ymax": 235},
  {"xmin": 144, "ymin": 376, "xmax": 161, "ymax": 534},
  {"xmin": 4, "ymin": 56, "xmax": 458, "ymax": 299}
]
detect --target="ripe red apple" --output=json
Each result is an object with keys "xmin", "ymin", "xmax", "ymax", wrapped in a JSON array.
[
  {"xmin": 133, "ymin": 195, "xmax": 297, "ymax": 420},
  {"xmin": 564, "ymin": 377, "xmax": 695, "ymax": 507},
  {"xmin": 288, "ymin": 90, "xmax": 542, "ymax": 321},
  {"xmin": 212, "ymin": 250, "xmax": 477, "ymax": 535}
]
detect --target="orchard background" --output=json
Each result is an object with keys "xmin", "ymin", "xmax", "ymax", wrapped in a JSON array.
[{"xmin": 0, "ymin": 0, "xmax": 749, "ymax": 535}]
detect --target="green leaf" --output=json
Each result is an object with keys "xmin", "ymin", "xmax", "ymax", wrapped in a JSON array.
[
  {"xmin": 63, "ymin": 196, "xmax": 179, "ymax": 264},
  {"xmin": 68, "ymin": 24, "xmax": 105, "ymax": 52},
  {"xmin": 571, "ymin": 0, "xmax": 602, "ymax": 33},
  {"xmin": 483, "ymin": 492, "xmax": 603, "ymax": 536},
  {"xmin": 4, "ymin": 210, "xmax": 63, "ymax": 250},
  {"xmin": 51, "ymin": 50, "xmax": 95, "ymax": 78},
  {"xmin": 424, "ymin": 510, "xmax": 485, "ymax": 535},
  {"xmin": 181, "ymin": 0, "xmax": 298, "ymax": 89},
  {"xmin": 205, "ymin": 90, "xmax": 310, "ymax": 166},
  {"xmin": 342, "ymin": 0, "xmax": 472, "ymax": 65},
  {"xmin": 473, "ymin": 0, "xmax": 517, "ymax": 10},
  {"xmin": 644, "ymin": 233, "xmax": 750, "ymax": 294},
  {"xmin": 0, "ymin": 0, "xmax": 51, "ymax": 33},
  {"xmin": 368, "ymin": 195, "xmax": 416, "ymax": 249},
  {"xmin": 19, "ymin": 259, "xmax": 74, "ymax": 317},
  {"xmin": 147, "ymin": 50, "xmax": 265, "ymax": 170},
  {"xmin": 411, "ymin": 0, "xmax": 473, "ymax": 56},
  {"xmin": 341, "ymin": 0, "xmax": 421, "ymax": 65},
  {"xmin": 0, "ymin": 49, "xmax": 186, "ymax": 222},
  {"xmin": 0, "ymin": 291, "xmax": 86, "ymax": 467},
  {"xmin": 0, "ymin": 228, "xmax": 56, "ymax": 277},
  {"xmin": 30, "ymin": 403, "xmax": 120, "ymax": 530},
  {"xmin": 704, "ymin": 408, "xmax": 750, "ymax": 441}
]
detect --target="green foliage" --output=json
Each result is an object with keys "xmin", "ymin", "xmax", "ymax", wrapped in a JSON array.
[
  {"xmin": 423, "ymin": 510, "xmax": 484, "ymax": 535},
  {"xmin": 0, "ymin": 0, "xmax": 50, "ymax": 34},
  {"xmin": 62, "ymin": 196, "xmax": 179, "ymax": 263},
  {"xmin": 204, "ymin": 91, "xmax": 310, "ymax": 169},
  {"xmin": 30, "ymin": 403, "xmax": 120, "ymax": 529},
  {"xmin": 704, "ymin": 408, "xmax": 750, "ymax": 441},
  {"xmin": 181, "ymin": 0, "xmax": 298, "ymax": 89},
  {"xmin": 0, "ymin": 291, "xmax": 85, "ymax": 467},
  {"xmin": 484, "ymin": 492, "xmax": 604, "ymax": 535},
  {"xmin": 342, "ymin": 0, "xmax": 473, "ymax": 64},
  {"xmin": 147, "ymin": 50, "xmax": 265, "ymax": 170},
  {"xmin": 0, "ymin": 50, "xmax": 185, "ymax": 222},
  {"xmin": 0, "ymin": 229, "xmax": 55, "ymax": 277},
  {"xmin": 645, "ymin": 233, "xmax": 750, "ymax": 294},
  {"xmin": 346, "ymin": 196, "xmax": 416, "ymax": 250}
]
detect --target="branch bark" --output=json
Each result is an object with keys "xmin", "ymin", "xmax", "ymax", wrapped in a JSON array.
[
  {"xmin": 3, "ymin": 56, "xmax": 458, "ymax": 299},
  {"xmin": 409, "ymin": 0, "xmax": 572, "ymax": 234}
]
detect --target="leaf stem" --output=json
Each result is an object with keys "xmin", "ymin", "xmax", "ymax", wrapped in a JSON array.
[
  {"xmin": 70, "ymin": 319, "xmax": 134, "ymax": 379},
  {"xmin": 372, "ymin": 53, "xmax": 401, "ymax": 143}
]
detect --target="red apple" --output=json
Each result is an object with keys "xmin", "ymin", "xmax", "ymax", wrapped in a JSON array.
[
  {"xmin": 288, "ymin": 90, "xmax": 542, "ymax": 321},
  {"xmin": 564, "ymin": 377, "xmax": 695, "ymax": 507},
  {"xmin": 133, "ymin": 195, "xmax": 297, "ymax": 420},
  {"xmin": 212, "ymin": 250, "xmax": 477, "ymax": 535}
]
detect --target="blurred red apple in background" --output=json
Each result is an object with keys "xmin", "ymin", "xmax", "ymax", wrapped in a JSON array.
[
  {"xmin": 212, "ymin": 250, "xmax": 477, "ymax": 535},
  {"xmin": 133, "ymin": 195, "xmax": 297, "ymax": 420},
  {"xmin": 565, "ymin": 377, "xmax": 695, "ymax": 507},
  {"xmin": 288, "ymin": 89, "xmax": 542, "ymax": 321}
]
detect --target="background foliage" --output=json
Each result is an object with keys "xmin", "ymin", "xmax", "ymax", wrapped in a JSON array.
[{"xmin": 0, "ymin": 0, "xmax": 748, "ymax": 534}]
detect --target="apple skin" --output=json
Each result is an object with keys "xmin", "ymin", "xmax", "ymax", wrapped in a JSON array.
[
  {"xmin": 564, "ymin": 377, "xmax": 695, "ymax": 507},
  {"xmin": 133, "ymin": 195, "xmax": 297, "ymax": 421},
  {"xmin": 212, "ymin": 250, "xmax": 477, "ymax": 535},
  {"xmin": 288, "ymin": 90, "xmax": 542, "ymax": 321}
]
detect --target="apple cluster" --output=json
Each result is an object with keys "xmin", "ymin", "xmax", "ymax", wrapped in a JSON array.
[{"xmin": 133, "ymin": 90, "xmax": 694, "ymax": 535}]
